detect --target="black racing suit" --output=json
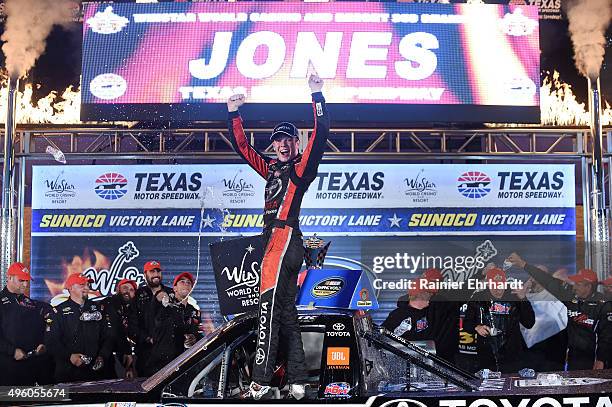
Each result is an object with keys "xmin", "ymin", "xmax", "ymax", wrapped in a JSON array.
[
  {"xmin": 137, "ymin": 292, "xmax": 202, "ymax": 377},
  {"xmin": 464, "ymin": 290, "xmax": 535, "ymax": 373},
  {"xmin": 383, "ymin": 294, "xmax": 458, "ymax": 363},
  {"xmin": 101, "ymin": 294, "xmax": 136, "ymax": 378},
  {"xmin": 130, "ymin": 284, "xmax": 173, "ymax": 376},
  {"xmin": 46, "ymin": 298, "xmax": 114, "ymax": 382},
  {"xmin": 228, "ymin": 92, "xmax": 329, "ymax": 385},
  {"xmin": 524, "ymin": 264, "xmax": 612, "ymax": 370},
  {"xmin": 383, "ymin": 295, "xmax": 435, "ymax": 341},
  {"xmin": 0, "ymin": 288, "xmax": 54, "ymax": 385}
]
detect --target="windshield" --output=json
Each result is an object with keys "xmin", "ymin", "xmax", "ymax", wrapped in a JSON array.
[{"xmin": 142, "ymin": 317, "xmax": 241, "ymax": 392}]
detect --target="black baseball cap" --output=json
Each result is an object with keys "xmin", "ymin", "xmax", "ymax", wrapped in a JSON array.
[{"xmin": 270, "ymin": 122, "xmax": 299, "ymax": 141}]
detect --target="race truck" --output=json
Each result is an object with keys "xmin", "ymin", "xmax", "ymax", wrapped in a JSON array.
[{"xmin": 35, "ymin": 307, "xmax": 612, "ymax": 407}]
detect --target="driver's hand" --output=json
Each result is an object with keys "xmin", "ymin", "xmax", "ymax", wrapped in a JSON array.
[
  {"xmin": 308, "ymin": 73, "xmax": 323, "ymax": 93},
  {"xmin": 227, "ymin": 94, "xmax": 246, "ymax": 112}
]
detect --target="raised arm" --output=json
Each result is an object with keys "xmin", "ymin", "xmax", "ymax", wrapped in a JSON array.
[
  {"xmin": 227, "ymin": 94, "xmax": 270, "ymax": 179},
  {"xmin": 507, "ymin": 253, "xmax": 573, "ymax": 302},
  {"xmin": 294, "ymin": 74, "xmax": 330, "ymax": 183}
]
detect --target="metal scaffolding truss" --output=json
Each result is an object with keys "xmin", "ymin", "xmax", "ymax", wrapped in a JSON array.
[
  {"xmin": 0, "ymin": 126, "xmax": 611, "ymax": 271},
  {"xmin": 1, "ymin": 127, "xmax": 610, "ymax": 160}
]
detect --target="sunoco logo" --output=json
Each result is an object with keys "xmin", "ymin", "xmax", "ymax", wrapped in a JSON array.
[
  {"xmin": 312, "ymin": 277, "xmax": 345, "ymax": 298},
  {"xmin": 457, "ymin": 171, "xmax": 491, "ymax": 199},
  {"xmin": 95, "ymin": 173, "xmax": 128, "ymax": 200}
]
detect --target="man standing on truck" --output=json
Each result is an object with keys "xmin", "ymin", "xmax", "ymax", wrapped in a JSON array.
[{"xmin": 227, "ymin": 73, "xmax": 329, "ymax": 400}]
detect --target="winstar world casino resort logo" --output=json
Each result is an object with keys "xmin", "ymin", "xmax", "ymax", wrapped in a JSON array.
[
  {"xmin": 44, "ymin": 173, "xmax": 76, "ymax": 204},
  {"xmin": 95, "ymin": 173, "xmax": 128, "ymax": 200},
  {"xmin": 457, "ymin": 171, "xmax": 491, "ymax": 199}
]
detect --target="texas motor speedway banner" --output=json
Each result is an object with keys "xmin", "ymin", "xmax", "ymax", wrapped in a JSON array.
[{"xmin": 30, "ymin": 164, "xmax": 575, "ymax": 328}]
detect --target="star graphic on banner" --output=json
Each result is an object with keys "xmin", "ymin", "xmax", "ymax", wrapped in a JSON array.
[
  {"xmin": 201, "ymin": 214, "xmax": 215, "ymax": 228},
  {"xmin": 388, "ymin": 213, "xmax": 402, "ymax": 228},
  {"xmin": 246, "ymin": 245, "xmax": 255, "ymax": 254}
]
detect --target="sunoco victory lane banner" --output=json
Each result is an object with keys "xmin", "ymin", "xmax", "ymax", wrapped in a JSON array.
[
  {"xmin": 32, "ymin": 164, "xmax": 574, "ymax": 235},
  {"xmin": 80, "ymin": 2, "xmax": 539, "ymax": 122},
  {"xmin": 30, "ymin": 164, "xmax": 575, "ymax": 324}
]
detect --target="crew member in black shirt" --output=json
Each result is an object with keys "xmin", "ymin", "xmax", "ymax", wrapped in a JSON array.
[
  {"xmin": 464, "ymin": 268, "xmax": 535, "ymax": 373},
  {"xmin": 508, "ymin": 253, "xmax": 612, "ymax": 370},
  {"xmin": 102, "ymin": 278, "xmax": 137, "ymax": 378},
  {"xmin": 0, "ymin": 262, "xmax": 52, "ymax": 385},
  {"xmin": 130, "ymin": 260, "xmax": 173, "ymax": 376},
  {"xmin": 47, "ymin": 273, "xmax": 113, "ymax": 382}
]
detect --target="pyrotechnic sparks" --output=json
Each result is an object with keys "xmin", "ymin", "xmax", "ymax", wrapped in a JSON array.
[{"xmin": 0, "ymin": 72, "xmax": 609, "ymax": 126}]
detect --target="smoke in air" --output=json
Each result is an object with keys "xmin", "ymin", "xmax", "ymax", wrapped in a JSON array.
[
  {"xmin": 565, "ymin": 0, "xmax": 612, "ymax": 80},
  {"xmin": 1, "ymin": 0, "xmax": 76, "ymax": 79}
]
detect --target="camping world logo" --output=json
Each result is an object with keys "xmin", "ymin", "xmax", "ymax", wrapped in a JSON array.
[
  {"xmin": 95, "ymin": 173, "xmax": 128, "ymax": 200},
  {"xmin": 457, "ymin": 171, "xmax": 491, "ymax": 198}
]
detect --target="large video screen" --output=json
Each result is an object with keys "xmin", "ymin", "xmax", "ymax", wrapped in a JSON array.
[{"xmin": 81, "ymin": 2, "xmax": 540, "ymax": 123}]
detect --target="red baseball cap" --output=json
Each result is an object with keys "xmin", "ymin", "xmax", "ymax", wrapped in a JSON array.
[
  {"xmin": 7, "ymin": 262, "xmax": 32, "ymax": 281},
  {"xmin": 486, "ymin": 268, "xmax": 507, "ymax": 284},
  {"xmin": 568, "ymin": 269, "xmax": 598, "ymax": 284},
  {"xmin": 173, "ymin": 272, "xmax": 194, "ymax": 286},
  {"xmin": 601, "ymin": 277, "xmax": 612, "ymax": 287},
  {"xmin": 408, "ymin": 278, "xmax": 428, "ymax": 296},
  {"xmin": 65, "ymin": 273, "xmax": 93, "ymax": 289},
  {"xmin": 116, "ymin": 278, "xmax": 138, "ymax": 291},
  {"xmin": 144, "ymin": 260, "xmax": 162, "ymax": 273},
  {"xmin": 422, "ymin": 268, "xmax": 443, "ymax": 282}
]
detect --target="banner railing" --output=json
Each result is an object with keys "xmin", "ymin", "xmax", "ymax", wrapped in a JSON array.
[{"xmin": 0, "ymin": 128, "xmax": 609, "ymax": 158}]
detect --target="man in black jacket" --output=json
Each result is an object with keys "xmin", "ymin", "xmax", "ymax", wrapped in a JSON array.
[
  {"xmin": 383, "ymin": 269, "xmax": 460, "ymax": 364},
  {"xmin": 130, "ymin": 260, "xmax": 173, "ymax": 376},
  {"xmin": 102, "ymin": 278, "xmax": 137, "ymax": 379},
  {"xmin": 0, "ymin": 262, "xmax": 53, "ymax": 385},
  {"xmin": 464, "ymin": 268, "xmax": 535, "ymax": 373},
  {"xmin": 508, "ymin": 253, "xmax": 612, "ymax": 370},
  {"xmin": 47, "ymin": 273, "xmax": 114, "ymax": 382},
  {"xmin": 602, "ymin": 277, "xmax": 612, "ymax": 301},
  {"xmin": 383, "ymin": 277, "xmax": 437, "ymax": 342},
  {"xmin": 138, "ymin": 272, "xmax": 201, "ymax": 376},
  {"xmin": 604, "ymin": 277, "xmax": 612, "ymax": 368}
]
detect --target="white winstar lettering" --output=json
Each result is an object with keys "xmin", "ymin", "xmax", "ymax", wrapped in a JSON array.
[{"xmin": 188, "ymin": 31, "xmax": 438, "ymax": 80}]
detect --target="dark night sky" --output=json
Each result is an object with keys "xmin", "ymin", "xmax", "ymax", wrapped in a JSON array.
[{"xmin": 1, "ymin": 2, "xmax": 611, "ymax": 113}]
